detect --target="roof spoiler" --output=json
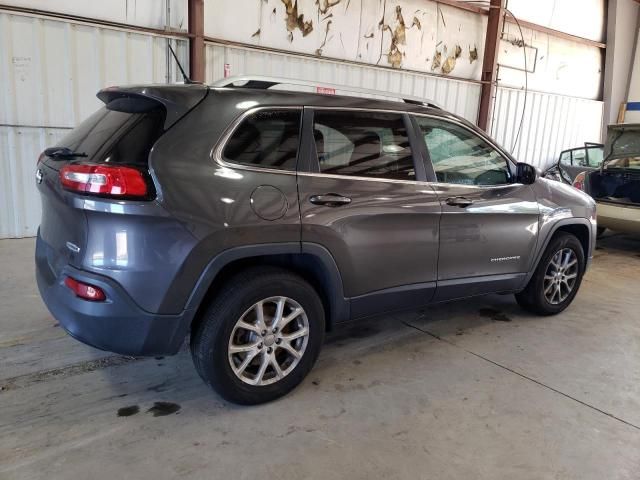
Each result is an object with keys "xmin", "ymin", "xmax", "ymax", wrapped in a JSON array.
[{"xmin": 97, "ymin": 84, "xmax": 208, "ymax": 129}]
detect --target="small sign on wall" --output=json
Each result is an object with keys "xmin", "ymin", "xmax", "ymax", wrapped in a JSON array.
[
  {"xmin": 316, "ymin": 86, "xmax": 336, "ymax": 95},
  {"xmin": 224, "ymin": 63, "xmax": 231, "ymax": 78}
]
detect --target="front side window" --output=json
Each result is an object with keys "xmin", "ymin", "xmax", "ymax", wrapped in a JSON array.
[
  {"xmin": 416, "ymin": 116, "xmax": 512, "ymax": 186},
  {"xmin": 312, "ymin": 111, "xmax": 415, "ymax": 180},
  {"xmin": 223, "ymin": 109, "xmax": 301, "ymax": 171}
]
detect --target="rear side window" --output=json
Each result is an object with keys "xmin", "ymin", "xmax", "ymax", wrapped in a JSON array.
[
  {"xmin": 312, "ymin": 110, "xmax": 415, "ymax": 180},
  {"xmin": 223, "ymin": 109, "xmax": 301, "ymax": 171},
  {"xmin": 57, "ymin": 101, "xmax": 166, "ymax": 166}
]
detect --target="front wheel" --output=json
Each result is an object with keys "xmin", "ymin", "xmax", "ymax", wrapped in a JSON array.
[
  {"xmin": 515, "ymin": 232, "xmax": 585, "ymax": 315},
  {"xmin": 190, "ymin": 267, "xmax": 325, "ymax": 405}
]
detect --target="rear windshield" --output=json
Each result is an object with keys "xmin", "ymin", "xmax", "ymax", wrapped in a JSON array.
[
  {"xmin": 56, "ymin": 101, "xmax": 166, "ymax": 166},
  {"xmin": 605, "ymin": 128, "xmax": 640, "ymax": 163}
]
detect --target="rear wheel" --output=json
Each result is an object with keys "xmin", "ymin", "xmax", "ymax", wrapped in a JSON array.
[
  {"xmin": 515, "ymin": 232, "xmax": 585, "ymax": 315},
  {"xmin": 190, "ymin": 267, "xmax": 325, "ymax": 405}
]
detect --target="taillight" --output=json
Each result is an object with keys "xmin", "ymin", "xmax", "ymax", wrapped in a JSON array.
[
  {"xmin": 573, "ymin": 172, "xmax": 587, "ymax": 191},
  {"xmin": 64, "ymin": 276, "xmax": 106, "ymax": 301},
  {"xmin": 59, "ymin": 164, "xmax": 149, "ymax": 198}
]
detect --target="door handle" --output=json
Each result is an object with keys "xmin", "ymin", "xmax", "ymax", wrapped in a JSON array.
[
  {"xmin": 309, "ymin": 193, "xmax": 352, "ymax": 207},
  {"xmin": 445, "ymin": 196, "xmax": 474, "ymax": 208}
]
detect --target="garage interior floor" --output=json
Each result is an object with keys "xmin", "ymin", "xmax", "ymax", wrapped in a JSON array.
[{"xmin": 1, "ymin": 235, "xmax": 639, "ymax": 479}]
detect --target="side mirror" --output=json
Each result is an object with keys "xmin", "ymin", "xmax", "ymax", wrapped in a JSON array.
[{"xmin": 516, "ymin": 162, "xmax": 537, "ymax": 185}]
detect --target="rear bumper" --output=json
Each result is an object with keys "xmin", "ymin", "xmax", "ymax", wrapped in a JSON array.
[
  {"xmin": 36, "ymin": 233, "xmax": 192, "ymax": 356},
  {"xmin": 597, "ymin": 201, "xmax": 640, "ymax": 235}
]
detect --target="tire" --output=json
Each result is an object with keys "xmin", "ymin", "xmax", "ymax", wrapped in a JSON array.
[
  {"xmin": 190, "ymin": 266, "xmax": 325, "ymax": 405},
  {"xmin": 596, "ymin": 226, "xmax": 606, "ymax": 238},
  {"xmin": 515, "ymin": 232, "xmax": 585, "ymax": 316}
]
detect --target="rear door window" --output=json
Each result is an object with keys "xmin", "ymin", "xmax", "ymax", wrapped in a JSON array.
[
  {"xmin": 311, "ymin": 110, "xmax": 415, "ymax": 181},
  {"xmin": 223, "ymin": 109, "xmax": 301, "ymax": 171}
]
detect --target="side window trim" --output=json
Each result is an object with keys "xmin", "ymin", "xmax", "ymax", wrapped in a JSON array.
[
  {"xmin": 214, "ymin": 106, "xmax": 303, "ymax": 175},
  {"xmin": 411, "ymin": 113, "xmax": 515, "ymax": 187},
  {"xmin": 409, "ymin": 114, "xmax": 437, "ymax": 182},
  {"xmin": 305, "ymin": 108, "xmax": 428, "ymax": 182}
]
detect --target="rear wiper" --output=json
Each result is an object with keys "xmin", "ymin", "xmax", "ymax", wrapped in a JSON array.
[{"xmin": 44, "ymin": 147, "xmax": 88, "ymax": 159}]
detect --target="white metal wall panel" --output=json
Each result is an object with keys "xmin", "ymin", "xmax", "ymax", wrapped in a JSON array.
[
  {"xmin": 205, "ymin": 0, "xmax": 486, "ymax": 81},
  {"xmin": 0, "ymin": 127, "xmax": 68, "ymax": 238},
  {"xmin": 498, "ymin": 23, "xmax": 603, "ymax": 100},
  {"xmin": 4, "ymin": 0, "xmax": 188, "ymax": 31},
  {"xmin": 490, "ymin": 87, "xmax": 604, "ymax": 169},
  {"xmin": 0, "ymin": 11, "xmax": 188, "ymax": 238},
  {"xmin": 205, "ymin": 42, "xmax": 481, "ymax": 122},
  {"xmin": 507, "ymin": 0, "xmax": 605, "ymax": 43}
]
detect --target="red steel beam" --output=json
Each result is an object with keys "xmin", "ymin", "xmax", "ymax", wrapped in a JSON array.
[
  {"xmin": 188, "ymin": 0, "xmax": 205, "ymax": 82},
  {"xmin": 477, "ymin": 0, "xmax": 504, "ymax": 131}
]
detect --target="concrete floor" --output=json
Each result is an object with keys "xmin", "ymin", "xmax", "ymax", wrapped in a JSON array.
[{"xmin": 1, "ymin": 235, "xmax": 639, "ymax": 480}]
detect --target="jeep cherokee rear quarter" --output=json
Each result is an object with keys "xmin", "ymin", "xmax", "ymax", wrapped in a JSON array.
[{"xmin": 36, "ymin": 78, "xmax": 596, "ymax": 404}]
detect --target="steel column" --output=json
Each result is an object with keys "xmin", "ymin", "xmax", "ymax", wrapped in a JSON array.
[
  {"xmin": 477, "ymin": 0, "xmax": 504, "ymax": 132},
  {"xmin": 188, "ymin": 0, "xmax": 205, "ymax": 82}
]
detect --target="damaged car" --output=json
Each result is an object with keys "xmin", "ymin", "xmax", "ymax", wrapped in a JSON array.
[{"xmin": 574, "ymin": 124, "xmax": 640, "ymax": 236}]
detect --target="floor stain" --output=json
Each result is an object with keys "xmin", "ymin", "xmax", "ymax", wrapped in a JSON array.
[
  {"xmin": 117, "ymin": 405, "xmax": 140, "ymax": 417},
  {"xmin": 478, "ymin": 307, "xmax": 512, "ymax": 322},
  {"xmin": 147, "ymin": 401, "xmax": 181, "ymax": 417}
]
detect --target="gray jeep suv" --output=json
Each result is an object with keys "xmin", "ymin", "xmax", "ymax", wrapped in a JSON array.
[{"xmin": 35, "ymin": 76, "xmax": 597, "ymax": 404}]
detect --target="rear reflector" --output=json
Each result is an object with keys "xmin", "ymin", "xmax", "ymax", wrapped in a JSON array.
[
  {"xmin": 60, "ymin": 164, "xmax": 148, "ymax": 198},
  {"xmin": 64, "ymin": 276, "xmax": 106, "ymax": 301}
]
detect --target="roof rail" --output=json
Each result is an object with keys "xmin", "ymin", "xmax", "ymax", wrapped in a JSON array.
[{"xmin": 212, "ymin": 75, "xmax": 443, "ymax": 110}]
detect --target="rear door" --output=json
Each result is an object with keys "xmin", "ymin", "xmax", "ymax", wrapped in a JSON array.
[
  {"xmin": 297, "ymin": 108, "xmax": 441, "ymax": 318},
  {"xmin": 412, "ymin": 114, "xmax": 540, "ymax": 301}
]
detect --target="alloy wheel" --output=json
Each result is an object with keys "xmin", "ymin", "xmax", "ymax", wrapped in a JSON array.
[
  {"xmin": 228, "ymin": 296, "xmax": 309, "ymax": 386},
  {"xmin": 543, "ymin": 248, "xmax": 579, "ymax": 305}
]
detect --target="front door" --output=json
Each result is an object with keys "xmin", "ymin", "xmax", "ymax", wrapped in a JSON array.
[
  {"xmin": 298, "ymin": 108, "xmax": 441, "ymax": 319},
  {"xmin": 412, "ymin": 115, "xmax": 540, "ymax": 301}
]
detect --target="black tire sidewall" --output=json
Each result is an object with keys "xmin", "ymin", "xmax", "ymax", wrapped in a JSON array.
[
  {"xmin": 192, "ymin": 269, "xmax": 325, "ymax": 405},
  {"xmin": 528, "ymin": 233, "xmax": 585, "ymax": 315}
]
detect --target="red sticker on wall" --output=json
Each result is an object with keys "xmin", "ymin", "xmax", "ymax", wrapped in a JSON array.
[{"xmin": 316, "ymin": 86, "xmax": 336, "ymax": 95}]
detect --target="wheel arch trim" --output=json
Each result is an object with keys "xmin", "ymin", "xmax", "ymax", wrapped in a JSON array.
[
  {"xmin": 183, "ymin": 242, "xmax": 349, "ymax": 329},
  {"xmin": 524, "ymin": 217, "xmax": 593, "ymax": 287}
]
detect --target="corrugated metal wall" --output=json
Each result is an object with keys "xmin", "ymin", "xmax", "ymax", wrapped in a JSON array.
[
  {"xmin": 491, "ymin": 87, "xmax": 604, "ymax": 169},
  {"xmin": 205, "ymin": 42, "xmax": 482, "ymax": 123},
  {"xmin": 0, "ymin": 11, "xmax": 188, "ymax": 238}
]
